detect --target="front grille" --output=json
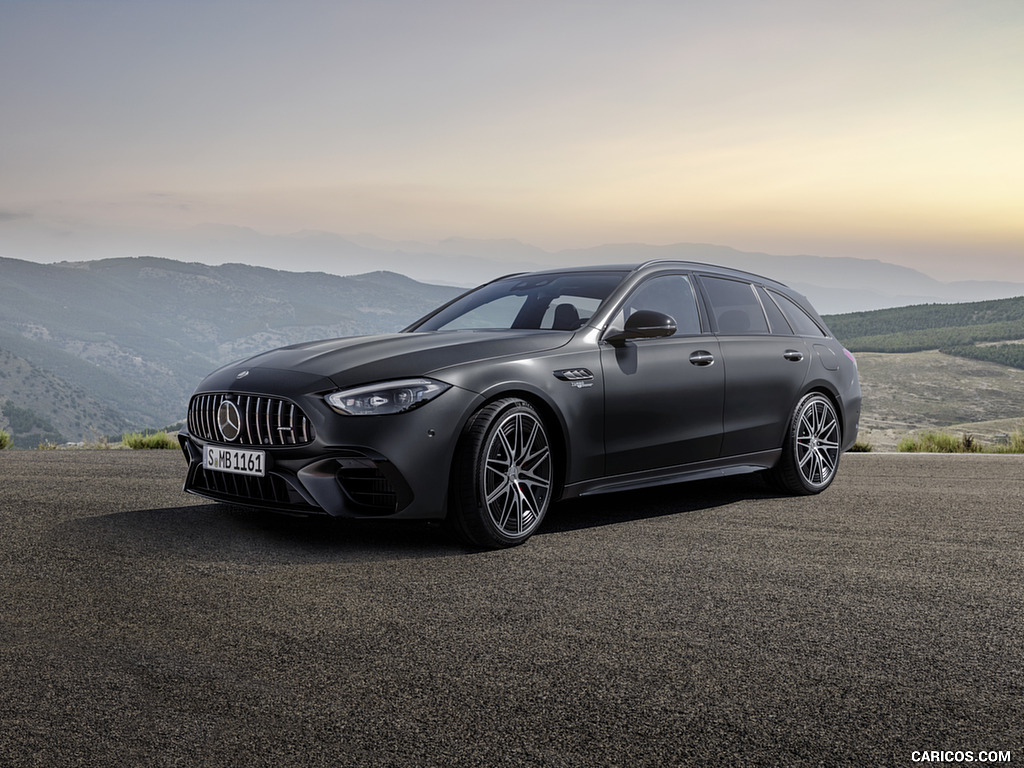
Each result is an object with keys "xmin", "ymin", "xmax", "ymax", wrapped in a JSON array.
[{"xmin": 188, "ymin": 393, "xmax": 315, "ymax": 447}]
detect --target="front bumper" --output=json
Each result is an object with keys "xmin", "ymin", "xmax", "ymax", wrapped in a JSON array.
[{"xmin": 179, "ymin": 383, "xmax": 483, "ymax": 520}]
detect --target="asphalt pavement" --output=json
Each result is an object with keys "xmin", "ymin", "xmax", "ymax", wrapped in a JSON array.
[{"xmin": 0, "ymin": 450, "xmax": 1021, "ymax": 767}]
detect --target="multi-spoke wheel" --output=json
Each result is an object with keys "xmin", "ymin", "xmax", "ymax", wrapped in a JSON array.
[
  {"xmin": 449, "ymin": 398, "xmax": 554, "ymax": 548},
  {"xmin": 768, "ymin": 393, "xmax": 842, "ymax": 495}
]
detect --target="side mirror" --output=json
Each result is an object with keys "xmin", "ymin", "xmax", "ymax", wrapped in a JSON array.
[{"xmin": 605, "ymin": 310, "xmax": 677, "ymax": 346}]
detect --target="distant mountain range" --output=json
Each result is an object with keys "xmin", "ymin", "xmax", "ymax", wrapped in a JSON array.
[
  {"xmin": 3, "ymin": 219, "xmax": 1023, "ymax": 314},
  {"xmin": 0, "ymin": 257, "xmax": 460, "ymax": 446}
]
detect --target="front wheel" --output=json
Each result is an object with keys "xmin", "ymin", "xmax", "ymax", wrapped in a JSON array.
[
  {"xmin": 768, "ymin": 393, "xmax": 842, "ymax": 495},
  {"xmin": 448, "ymin": 398, "xmax": 554, "ymax": 548}
]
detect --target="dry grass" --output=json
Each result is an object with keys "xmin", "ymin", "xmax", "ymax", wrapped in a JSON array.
[{"xmin": 855, "ymin": 350, "xmax": 1024, "ymax": 451}]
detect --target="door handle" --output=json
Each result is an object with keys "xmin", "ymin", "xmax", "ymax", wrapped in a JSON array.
[
  {"xmin": 689, "ymin": 350, "xmax": 715, "ymax": 366},
  {"xmin": 783, "ymin": 349, "xmax": 804, "ymax": 362}
]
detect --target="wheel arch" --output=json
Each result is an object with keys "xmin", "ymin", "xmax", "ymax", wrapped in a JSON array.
[
  {"xmin": 768, "ymin": 386, "xmax": 844, "ymax": 494},
  {"xmin": 795, "ymin": 382, "xmax": 845, "ymax": 439},
  {"xmin": 456, "ymin": 386, "xmax": 570, "ymax": 502}
]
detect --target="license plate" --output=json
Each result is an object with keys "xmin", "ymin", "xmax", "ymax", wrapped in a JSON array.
[{"xmin": 204, "ymin": 445, "xmax": 266, "ymax": 477}]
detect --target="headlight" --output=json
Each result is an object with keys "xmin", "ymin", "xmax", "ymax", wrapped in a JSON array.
[{"xmin": 325, "ymin": 378, "xmax": 452, "ymax": 416}]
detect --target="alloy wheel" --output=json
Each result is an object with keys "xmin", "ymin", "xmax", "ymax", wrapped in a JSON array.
[
  {"xmin": 482, "ymin": 410, "xmax": 552, "ymax": 538},
  {"xmin": 794, "ymin": 396, "xmax": 841, "ymax": 489}
]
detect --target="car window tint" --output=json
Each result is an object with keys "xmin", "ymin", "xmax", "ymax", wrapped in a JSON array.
[
  {"xmin": 756, "ymin": 286, "xmax": 794, "ymax": 335},
  {"xmin": 769, "ymin": 290, "xmax": 827, "ymax": 337},
  {"xmin": 610, "ymin": 275, "xmax": 702, "ymax": 335},
  {"xmin": 701, "ymin": 277, "xmax": 769, "ymax": 334}
]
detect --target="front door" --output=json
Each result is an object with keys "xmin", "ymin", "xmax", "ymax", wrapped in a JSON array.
[{"xmin": 600, "ymin": 274, "xmax": 724, "ymax": 475}]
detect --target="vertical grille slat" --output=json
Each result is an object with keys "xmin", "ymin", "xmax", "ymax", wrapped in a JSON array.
[
  {"xmin": 205, "ymin": 394, "xmax": 215, "ymax": 439},
  {"xmin": 186, "ymin": 393, "xmax": 315, "ymax": 447},
  {"xmin": 241, "ymin": 395, "xmax": 251, "ymax": 444},
  {"xmin": 205, "ymin": 394, "xmax": 215, "ymax": 440},
  {"xmin": 258, "ymin": 397, "xmax": 267, "ymax": 446},
  {"xmin": 197, "ymin": 394, "xmax": 208, "ymax": 439}
]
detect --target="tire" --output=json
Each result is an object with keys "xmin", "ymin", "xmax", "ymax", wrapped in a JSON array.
[
  {"xmin": 448, "ymin": 398, "xmax": 554, "ymax": 548},
  {"xmin": 768, "ymin": 392, "xmax": 842, "ymax": 495}
]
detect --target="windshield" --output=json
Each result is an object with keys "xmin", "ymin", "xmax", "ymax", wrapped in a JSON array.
[{"xmin": 409, "ymin": 271, "xmax": 627, "ymax": 332}]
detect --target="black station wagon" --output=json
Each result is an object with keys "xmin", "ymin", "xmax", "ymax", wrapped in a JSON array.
[{"xmin": 180, "ymin": 260, "xmax": 861, "ymax": 548}]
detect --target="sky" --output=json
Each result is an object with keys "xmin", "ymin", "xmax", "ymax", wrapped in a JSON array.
[{"xmin": 1, "ymin": 0, "xmax": 1023, "ymax": 282}]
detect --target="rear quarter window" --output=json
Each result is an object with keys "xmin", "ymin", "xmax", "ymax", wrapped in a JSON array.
[
  {"xmin": 768, "ymin": 290, "xmax": 828, "ymax": 337},
  {"xmin": 756, "ymin": 286, "xmax": 793, "ymax": 335}
]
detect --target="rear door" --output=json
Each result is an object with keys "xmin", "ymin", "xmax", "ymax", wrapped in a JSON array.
[{"xmin": 697, "ymin": 275, "xmax": 810, "ymax": 457}]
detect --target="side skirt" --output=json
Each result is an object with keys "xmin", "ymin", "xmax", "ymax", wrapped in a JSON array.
[{"xmin": 561, "ymin": 449, "xmax": 782, "ymax": 499}]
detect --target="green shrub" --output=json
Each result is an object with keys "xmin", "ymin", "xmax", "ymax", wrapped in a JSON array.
[
  {"xmin": 990, "ymin": 430, "xmax": 1024, "ymax": 454},
  {"xmin": 0, "ymin": 429, "xmax": 10, "ymax": 450},
  {"xmin": 847, "ymin": 441, "xmax": 873, "ymax": 453},
  {"xmin": 122, "ymin": 431, "xmax": 179, "ymax": 450},
  {"xmin": 898, "ymin": 431, "xmax": 982, "ymax": 453},
  {"xmin": 897, "ymin": 429, "xmax": 1024, "ymax": 454},
  {"xmin": 1009, "ymin": 430, "xmax": 1024, "ymax": 453}
]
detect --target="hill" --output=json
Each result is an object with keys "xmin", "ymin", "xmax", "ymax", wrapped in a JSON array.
[
  {"xmin": 851, "ymin": 350, "xmax": 1024, "ymax": 451},
  {"xmin": 0, "ymin": 257, "xmax": 460, "ymax": 446},
  {"xmin": 823, "ymin": 295, "xmax": 1024, "ymax": 370},
  {"xmin": 823, "ymin": 298, "xmax": 1024, "ymax": 449},
  {"xmin": 824, "ymin": 295, "xmax": 1024, "ymax": 347}
]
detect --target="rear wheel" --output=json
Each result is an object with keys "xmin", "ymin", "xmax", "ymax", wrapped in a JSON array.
[
  {"xmin": 768, "ymin": 392, "xmax": 841, "ymax": 495},
  {"xmin": 449, "ymin": 398, "xmax": 554, "ymax": 548}
]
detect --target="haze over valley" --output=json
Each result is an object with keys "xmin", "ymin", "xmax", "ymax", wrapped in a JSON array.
[{"xmin": 6, "ymin": 220, "xmax": 1024, "ymax": 314}]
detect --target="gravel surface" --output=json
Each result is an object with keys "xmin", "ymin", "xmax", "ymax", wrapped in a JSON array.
[{"xmin": 1, "ymin": 450, "xmax": 1021, "ymax": 767}]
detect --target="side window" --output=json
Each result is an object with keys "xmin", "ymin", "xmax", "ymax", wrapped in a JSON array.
[
  {"xmin": 769, "ymin": 290, "xmax": 827, "ymax": 337},
  {"xmin": 756, "ymin": 286, "xmax": 794, "ymax": 335},
  {"xmin": 610, "ymin": 275, "xmax": 702, "ymax": 336},
  {"xmin": 701, "ymin": 277, "xmax": 769, "ymax": 335}
]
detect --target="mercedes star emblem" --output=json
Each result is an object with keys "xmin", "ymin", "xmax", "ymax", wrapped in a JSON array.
[{"xmin": 217, "ymin": 400, "xmax": 242, "ymax": 442}]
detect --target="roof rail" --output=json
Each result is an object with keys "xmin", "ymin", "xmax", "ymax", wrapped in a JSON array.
[{"xmin": 634, "ymin": 258, "xmax": 772, "ymax": 282}]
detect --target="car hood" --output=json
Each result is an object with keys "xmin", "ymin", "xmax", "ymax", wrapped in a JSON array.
[{"xmin": 203, "ymin": 329, "xmax": 575, "ymax": 391}]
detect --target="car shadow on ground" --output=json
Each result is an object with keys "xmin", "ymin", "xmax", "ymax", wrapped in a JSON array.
[
  {"xmin": 65, "ymin": 502, "xmax": 459, "ymax": 564},
  {"xmin": 66, "ymin": 473, "xmax": 778, "ymax": 563},
  {"xmin": 541, "ymin": 472, "xmax": 776, "ymax": 535}
]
